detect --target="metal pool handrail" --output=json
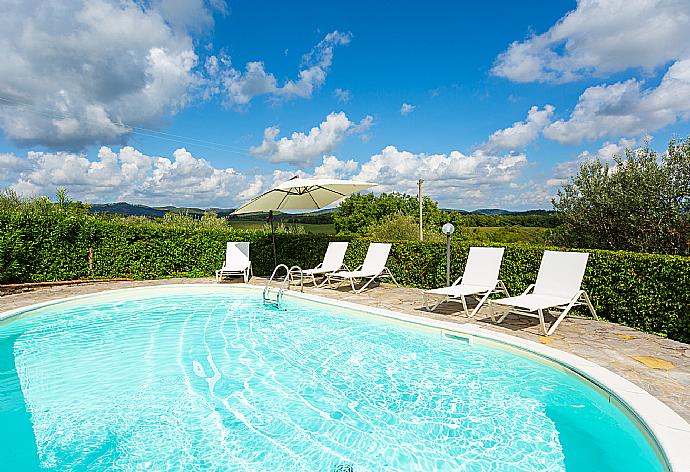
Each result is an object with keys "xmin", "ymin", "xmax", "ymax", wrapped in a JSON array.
[{"xmin": 263, "ymin": 264, "xmax": 303, "ymax": 307}]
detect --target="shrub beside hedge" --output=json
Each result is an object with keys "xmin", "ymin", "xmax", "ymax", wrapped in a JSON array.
[{"xmin": 1, "ymin": 212, "xmax": 688, "ymax": 343}]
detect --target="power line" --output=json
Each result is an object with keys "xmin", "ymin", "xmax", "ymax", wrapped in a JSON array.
[{"xmin": 0, "ymin": 95, "xmax": 254, "ymax": 156}]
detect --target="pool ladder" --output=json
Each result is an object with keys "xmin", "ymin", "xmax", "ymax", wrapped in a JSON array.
[{"xmin": 263, "ymin": 264, "xmax": 303, "ymax": 307}]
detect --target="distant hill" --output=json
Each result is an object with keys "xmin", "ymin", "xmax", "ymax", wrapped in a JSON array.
[
  {"xmin": 89, "ymin": 202, "xmax": 167, "ymax": 217},
  {"xmin": 89, "ymin": 202, "xmax": 552, "ymax": 219},
  {"xmin": 441, "ymin": 208, "xmax": 554, "ymax": 216},
  {"xmin": 472, "ymin": 209, "xmax": 554, "ymax": 216}
]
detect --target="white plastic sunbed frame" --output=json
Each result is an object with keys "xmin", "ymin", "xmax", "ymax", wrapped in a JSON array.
[
  {"xmin": 489, "ymin": 250, "xmax": 597, "ymax": 336},
  {"xmin": 324, "ymin": 242, "xmax": 398, "ymax": 293},
  {"xmin": 302, "ymin": 242, "xmax": 350, "ymax": 286},
  {"xmin": 424, "ymin": 247, "xmax": 509, "ymax": 317},
  {"xmin": 215, "ymin": 242, "xmax": 253, "ymax": 283}
]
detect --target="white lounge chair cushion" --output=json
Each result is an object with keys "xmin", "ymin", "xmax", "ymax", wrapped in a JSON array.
[
  {"xmin": 461, "ymin": 247, "xmax": 504, "ymax": 287},
  {"xmin": 330, "ymin": 269, "xmax": 376, "ymax": 278},
  {"xmin": 360, "ymin": 243, "xmax": 392, "ymax": 274},
  {"xmin": 219, "ymin": 242, "xmax": 250, "ymax": 272},
  {"xmin": 302, "ymin": 267, "xmax": 330, "ymax": 275},
  {"xmin": 319, "ymin": 242, "xmax": 348, "ymax": 272},
  {"xmin": 533, "ymin": 250, "xmax": 589, "ymax": 299},
  {"xmin": 426, "ymin": 283, "xmax": 494, "ymax": 297},
  {"xmin": 303, "ymin": 242, "xmax": 349, "ymax": 276},
  {"xmin": 218, "ymin": 264, "xmax": 249, "ymax": 272},
  {"xmin": 491, "ymin": 294, "xmax": 573, "ymax": 312}
]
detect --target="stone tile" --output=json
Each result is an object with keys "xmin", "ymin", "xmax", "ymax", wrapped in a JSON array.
[{"xmin": 632, "ymin": 356, "xmax": 675, "ymax": 370}]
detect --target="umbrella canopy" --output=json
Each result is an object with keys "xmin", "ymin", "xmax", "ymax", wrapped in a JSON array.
[
  {"xmin": 232, "ymin": 178, "xmax": 375, "ymax": 215},
  {"xmin": 231, "ymin": 177, "xmax": 375, "ymax": 269}
]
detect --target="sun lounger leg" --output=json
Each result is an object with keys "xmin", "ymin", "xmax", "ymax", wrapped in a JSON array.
[
  {"xmin": 429, "ymin": 295, "xmax": 448, "ymax": 311},
  {"xmin": 497, "ymin": 280, "xmax": 510, "ymax": 297},
  {"xmin": 489, "ymin": 302, "xmax": 497, "ymax": 322},
  {"xmin": 582, "ymin": 291, "xmax": 598, "ymax": 320},
  {"xmin": 469, "ymin": 291, "xmax": 492, "ymax": 318},
  {"xmin": 460, "ymin": 295, "xmax": 469, "ymax": 317},
  {"xmin": 355, "ymin": 275, "xmax": 377, "ymax": 294},
  {"xmin": 351, "ymin": 277, "xmax": 359, "ymax": 293},
  {"xmin": 545, "ymin": 298, "xmax": 579, "ymax": 335},
  {"xmin": 386, "ymin": 269, "xmax": 399, "ymax": 287},
  {"xmin": 538, "ymin": 308, "xmax": 548, "ymax": 335}
]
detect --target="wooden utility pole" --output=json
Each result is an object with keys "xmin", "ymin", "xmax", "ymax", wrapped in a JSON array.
[{"xmin": 418, "ymin": 178, "xmax": 423, "ymax": 241}]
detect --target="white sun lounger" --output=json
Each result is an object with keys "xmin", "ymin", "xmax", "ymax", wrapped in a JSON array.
[
  {"xmin": 302, "ymin": 242, "xmax": 349, "ymax": 286},
  {"xmin": 215, "ymin": 242, "xmax": 252, "ymax": 283},
  {"xmin": 489, "ymin": 250, "xmax": 597, "ymax": 336},
  {"xmin": 325, "ymin": 242, "xmax": 398, "ymax": 293},
  {"xmin": 424, "ymin": 247, "xmax": 509, "ymax": 317}
]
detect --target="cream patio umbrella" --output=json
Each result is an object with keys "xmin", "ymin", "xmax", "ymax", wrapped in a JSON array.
[{"xmin": 232, "ymin": 177, "xmax": 375, "ymax": 266}]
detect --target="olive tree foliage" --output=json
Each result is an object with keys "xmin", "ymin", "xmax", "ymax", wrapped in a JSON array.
[
  {"xmin": 333, "ymin": 192, "xmax": 443, "ymax": 234},
  {"xmin": 552, "ymin": 139, "xmax": 690, "ymax": 255}
]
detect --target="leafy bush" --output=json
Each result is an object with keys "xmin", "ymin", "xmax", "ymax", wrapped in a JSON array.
[
  {"xmin": 1, "ymin": 210, "xmax": 688, "ymax": 343},
  {"xmin": 366, "ymin": 213, "xmax": 444, "ymax": 243}
]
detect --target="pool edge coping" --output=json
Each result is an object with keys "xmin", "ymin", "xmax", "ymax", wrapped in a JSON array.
[{"xmin": 1, "ymin": 282, "xmax": 689, "ymax": 471}]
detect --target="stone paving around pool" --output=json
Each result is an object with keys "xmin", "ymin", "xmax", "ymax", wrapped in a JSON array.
[{"xmin": 1, "ymin": 276, "xmax": 689, "ymax": 422}]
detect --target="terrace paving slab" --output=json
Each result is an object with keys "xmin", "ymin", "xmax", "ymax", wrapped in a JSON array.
[{"xmin": 1, "ymin": 277, "xmax": 688, "ymax": 423}]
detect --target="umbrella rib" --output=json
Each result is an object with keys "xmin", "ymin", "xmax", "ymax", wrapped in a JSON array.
[
  {"xmin": 308, "ymin": 191, "xmax": 320, "ymax": 208},
  {"xmin": 276, "ymin": 191, "xmax": 290, "ymax": 210},
  {"xmin": 315, "ymin": 185, "xmax": 346, "ymax": 197}
]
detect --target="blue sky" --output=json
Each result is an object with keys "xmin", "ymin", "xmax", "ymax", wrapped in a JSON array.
[{"xmin": 1, "ymin": 0, "xmax": 689, "ymax": 210}]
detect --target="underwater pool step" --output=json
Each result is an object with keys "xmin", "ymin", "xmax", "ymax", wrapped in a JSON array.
[{"xmin": 441, "ymin": 330, "xmax": 473, "ymax": 345}]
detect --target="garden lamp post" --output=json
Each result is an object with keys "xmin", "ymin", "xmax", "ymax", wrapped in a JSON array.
[{"xmin": 442, "ymin": 223, "xmax": 455, "ymax": 286}]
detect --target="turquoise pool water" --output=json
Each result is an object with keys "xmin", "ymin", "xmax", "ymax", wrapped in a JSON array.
[{"xmin": 0, "ymin": 288, "xmax": 664, "ymax": 471}]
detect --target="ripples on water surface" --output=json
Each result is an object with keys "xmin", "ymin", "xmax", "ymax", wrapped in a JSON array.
[{"xmin": 0, "ymin": 288, "xmax": 662, "ymax": 471}]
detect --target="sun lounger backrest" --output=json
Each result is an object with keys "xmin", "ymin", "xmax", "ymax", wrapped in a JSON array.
[
  {"xmin": 360, "ymin": 243, "xmax": 391, "ymax": 274},
  {"xmin": 225, "ymin": 242, "xmax": 250, "ymax": 268},
  {"xmin": 321, "ymin": 242, "xmax": 349, "ymax": 271},
  {"xmin": 533, "ymin": 250, "xmax": 588, "ymax": 299},
  {"xmin": 462, "ymin": 247, "xmax": 504, "ymax": 287}
]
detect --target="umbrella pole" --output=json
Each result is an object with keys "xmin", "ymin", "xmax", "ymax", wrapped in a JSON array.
[{"xmin": 269, "ymin": 210, "xmax": 277, "ymax": 267}]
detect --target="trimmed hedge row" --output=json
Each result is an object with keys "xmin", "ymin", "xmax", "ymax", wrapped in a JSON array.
[{"xmin": 1, "ymin": 212, "xmax": 689, "ymax": 343}]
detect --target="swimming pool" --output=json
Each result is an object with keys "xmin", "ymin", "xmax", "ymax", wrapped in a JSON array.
[{"xmin": 0, "ymin": 285, "xmax": 679, "ymax": 470}]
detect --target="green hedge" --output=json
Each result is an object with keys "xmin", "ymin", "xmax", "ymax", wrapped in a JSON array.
[{"xmin": 1, "ymin": 212, "xmax": 688, "ymax": 343}]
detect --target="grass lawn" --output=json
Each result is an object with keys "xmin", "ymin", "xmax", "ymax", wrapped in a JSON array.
[{"xmin": 457, "ymin": 226, "xmax": 549, "ymax": 244}]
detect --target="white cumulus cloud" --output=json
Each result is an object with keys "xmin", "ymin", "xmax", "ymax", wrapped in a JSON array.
[
  {"xmin": 484, "ymin": 105, "xmax": 555, "ymax": 150},
  {"xmin": 3, "ymin": 146, "xmax": 263, "ymax": 207},
  {"xmin": 353, "ymin": 145, "xmax": 528, "ymax": 207},
  {"xmin": 250, "ymin": 112, "xmax": 373, "ymax": 165},
  {"xmin": 334, "ymin": 88, "xmax": 351, "ymax": 103},
  {"xmin": 546, "ymin": 137, "xmax": 637, "ymax": 187},
  {"xmin": 492, "ymin": 0, "xmax": 690, "ymax": 83},
  {"xmin": 544, "ymin": 60, "xmax": 690, "ymax": 144},
  {"xmin": 208, "ymin": 31, "xmax": 352, "ymax": 106},
  {"xmin": 313, "ymin": 155, "xmax": 359, "ymax": 179},
  {"xmin": 0, "ymin": 0, "xmax": 225, "ymax": 148},
  {"xmin": 400, "ymin": 103, "xmax": 416, "ymax": 115}
]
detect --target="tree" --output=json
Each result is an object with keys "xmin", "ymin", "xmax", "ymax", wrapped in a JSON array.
[
  {"xmin": 552, "ymin": 139, "xmax": 690, "ymax": 255},
  {"xmin": 366, "ymin": 213, "xmax": 444, "ymax": 242},
  {"xmin": 333, "ymin": 192, "xmax": 443, "ymax": 234}
]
